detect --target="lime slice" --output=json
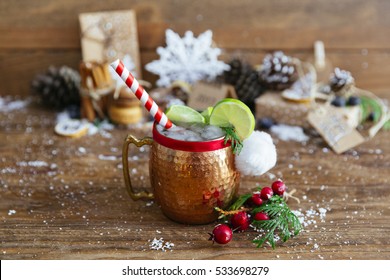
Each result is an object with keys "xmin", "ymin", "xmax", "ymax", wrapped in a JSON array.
[
  {"xmin": 54, "ymin": 119, "xmax": 89, "ymax": 138},
  {"xmin": 209, "ymin": 98, "xmax": 255, "ymax": 140},
  {"xmin": 166, "ymin": 105, "xmax": 205, "ymax": 125},
  {"xmin": 201, "ymin": 107, "xmax": 213, "ymax": 124}
]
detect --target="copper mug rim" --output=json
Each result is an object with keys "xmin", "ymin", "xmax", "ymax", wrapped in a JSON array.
[{"xmin": 152, "ymin": 122, "xmax": 230, "ymax": 152}]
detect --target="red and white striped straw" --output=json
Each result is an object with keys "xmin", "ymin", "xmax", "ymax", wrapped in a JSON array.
[{"xmin": 110, "ymin": 59, "xmax": 174, "ymax": 129}]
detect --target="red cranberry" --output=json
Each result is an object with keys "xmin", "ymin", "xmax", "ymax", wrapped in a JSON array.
[
  {"xmin": 231, "ymin": 211, "xmax": 250, "ymax": 231},
  {"xmin": 251, "ymin": 193, "xmax": 263, "ymax": 206},
  {"xmin": 272, "ymin": 180, "xmax": 286, "ymax": 196},
  {"xmin": 260, "ymin": 187, "xmax": 273, "ymax": 200},
  {"xmin": 209, "ymin": 224, "xmax": 233, "ymax": 244},
  {"xmin": 254, "ymin": 212, "xmax": 270, "ymax": 221}
]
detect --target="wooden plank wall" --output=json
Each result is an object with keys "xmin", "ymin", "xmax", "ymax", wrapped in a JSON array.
[{"xmin": 1, "ymin": 0, "xmax": 390, "ymax": 97}]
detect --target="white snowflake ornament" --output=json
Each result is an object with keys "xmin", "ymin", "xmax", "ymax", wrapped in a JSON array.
[{"xmin": 146, "ymin": 29, "xmax": 230, "ymax": 87}]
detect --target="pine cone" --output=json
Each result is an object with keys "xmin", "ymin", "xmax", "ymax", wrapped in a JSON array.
[
  {"xmin": 224, "ymin": 59, "xmax": 265, "ymax": 112},
  {"xmin": 329, "ymin": 67, "xmax": 355, "ymax": 96},
  {"xmin": 32, "ymin": 66, "xmax": 81, "ymax": 109},
  {"xmin": 259, "ymin": 51, "xmax": 298, "ymax": 91}
]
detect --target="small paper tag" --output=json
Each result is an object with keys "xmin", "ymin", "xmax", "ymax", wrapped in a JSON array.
[
  {"xmin": 308, "ymin": 106, "xmax": 365, "ymax": 154},
  {"xmin": 187, "ymin": 82, "xmax": 237, "ymax": 111}
]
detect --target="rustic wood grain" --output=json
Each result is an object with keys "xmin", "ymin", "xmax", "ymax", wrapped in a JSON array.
[
  {"xmin": 1, "ymin": 0, "xmax": 390, "ymax": 97},
  {"xmin": 1, "ymin": 0, "xmax": 390, "ymax": 49},
  {"xmin": 0, "ymin": 105, "xmax": 389, "ymax": 260},
  {"xmin": 1, "ymin": 0, "xmax": 390, "ymax": 260}
]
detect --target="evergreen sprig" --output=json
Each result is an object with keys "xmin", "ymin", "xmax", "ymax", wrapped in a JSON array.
[
  {"xmin": 360, "ymin": 96, "xmax": 390, "ymax": 129},
  {"xmin": 222, "ymin": 126, "xmax": 243, "ymax": 154},
  {"xmin": 251, "ymin": 195, "xmax": 302, "ymax": 249},
  {"xmin": 214, "ymin": 190, "xmax": 302, "ymax": 249},
  {"xmin": 360, "ymin": 96, "xmax": 382, "ymax": 123}
]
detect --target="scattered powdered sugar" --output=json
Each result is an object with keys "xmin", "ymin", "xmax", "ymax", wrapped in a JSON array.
[
  {"xmin": 0, "ymin": 96, "xmax": 30, "ymax": 112},
  {"xmin": 17, "ymin": 161, "xmax": 49, "ymax": 167},
  {"xmin": 266, "ymin": 172, "xmax": 276, "ymax": 180},
  {"xmin": 1, "ymin": 167, "xmax": 16, "ymax": 174},
  {"xmin": 293, "ymin": 207, "xmax": 328, "ymax": 227},
  {"xmin": 318, "ymin": 208, "xmax": 327, "ymax": 221},
  {"xmin": 98, "ymin": 154, "xmax": 118, "ymax": 161},
  {"xmin": 145, "ymin": 201, "xmax": 154, "ymax": 207},
  {"xmin": 149, "ymin": 237, "xmax": 174, "ymax": 252},
  {"xmin": 166, "ymin": 98, "xmax": 185, "ymax": 108},
  {"xmin": 270, "ymin": 124, "xmax": 309, "ymax": 142}
]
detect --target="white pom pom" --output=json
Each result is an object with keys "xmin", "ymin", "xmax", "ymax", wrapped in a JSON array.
[{"xmin": 235, "ymin": 131, "xmax": 277, "ymax": 176}]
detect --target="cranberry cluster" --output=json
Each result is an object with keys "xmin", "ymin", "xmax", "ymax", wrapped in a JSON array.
[{"xmin": 209, "ymin": 179, "xmax": 286, "ymax": 244}]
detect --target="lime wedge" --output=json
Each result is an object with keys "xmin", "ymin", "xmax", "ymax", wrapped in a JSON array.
[
  {"xmin": 166, "ymin": 105, "xmax": 205, "ymax": 125},
  {"xmin": 201, "ymin": 107, "xmax": 213, "ymax": 124},
  {"xmin": 209, "ymin": 98, "xmax": 255, "ymax": 140}
]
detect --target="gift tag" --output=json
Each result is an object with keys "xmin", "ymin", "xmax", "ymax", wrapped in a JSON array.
[
  {"xmin": 308, "ymin": 106, "xmax": 365, "ymax": 154},
  {"xmin": 187, "ymin": 82, "xmax": 237, "ymax": 111}
]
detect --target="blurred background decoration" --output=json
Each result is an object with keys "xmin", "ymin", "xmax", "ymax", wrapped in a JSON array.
[{"xmin": 1, "ymin": 0, "xmax": 389, "ymax": 97}]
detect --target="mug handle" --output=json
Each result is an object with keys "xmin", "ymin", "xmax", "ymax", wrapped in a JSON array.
[{"xmin": 122, "ymin": 134, "xmax": 154, "ymax": 200}]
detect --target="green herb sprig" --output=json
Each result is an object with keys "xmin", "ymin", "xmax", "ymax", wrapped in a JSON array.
[
  {"xmin": 360, "ymin": 96, "xmax": 390, "ymax": 129},
  {"xmin": 251, "ymin": 195, "xmax": 302, "ymax": 249},
  {"xmin": 222, "ymin": 126, "xmax": 243, "ymax": 154},
  {"xmin": 215, "ymin": 191, "xmax": 302, "ymax": 249}
]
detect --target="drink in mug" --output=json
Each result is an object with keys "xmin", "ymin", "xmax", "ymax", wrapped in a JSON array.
[{"xmin": 122, "ymin": 123, "xmax": 240, "ymax": 224}]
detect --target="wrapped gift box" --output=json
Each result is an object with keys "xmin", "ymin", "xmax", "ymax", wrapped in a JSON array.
[
  {"xmin": 79, "ymin": 10, "xmax": 142, "ymax": 78},
  {"xmin": 255, "ymin": 92, "xmax": 361, "ymax": 129}
]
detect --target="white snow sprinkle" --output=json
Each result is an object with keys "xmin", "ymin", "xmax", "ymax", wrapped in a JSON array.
[
  {"xmin": 0, "ymin": 97, "xmax": 29, "ymax": 112},
  {"xmin": 266, "ymin": 172, "xmax": 276, "ymax": 180},
  {"xmin": 98, "ymin": 155, "xmax": 118, "ymax": 161},
  {"xmin": 270, "ymin": 124, "xmax": 309, "ymax": 142},
  {"xmin": 1, "ymin": 167, "xmax": 16, "ymax": 174},
  {"xmin": 318, "ymin": 208, "xmax": 327, "ymax": 221},
  {"xmin": 149, "ymin": 238, "xmax": 174, "ymax": 252},
  {"xmin": 146, "ymin": 201, "xmax": 154, "ymax": 207},
  {"xmin": 17, "ymin": 161, "xmax": 48, "ymax": 167},
  {"xmin": 8, "ymin": 210, "xmax": 16, "ymax": 216},
  {"xmin": 293, "ymin": 207, "xmax": 328, "ymax": 228}
]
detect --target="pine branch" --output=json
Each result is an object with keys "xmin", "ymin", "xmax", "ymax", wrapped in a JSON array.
[
  {"xmin": 214, "ymin": 187, "xmax": 302, "ymax": 249},
  {"xmin": 360, "ymin": 96, "xmax": 382, "ymax": 123},
  {"xmin": 251, "ymin": 195, "xmax": 302, "ymax": 249},
  {"xmin": 252, "ymin": 219, "xmax": 279, "ymax": 249},
  {"xmin": 222, "ymin": 126, "xmax": 243, "ymax": 154}
]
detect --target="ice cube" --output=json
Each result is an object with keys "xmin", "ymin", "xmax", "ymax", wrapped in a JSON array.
[
  {"xmin": 201, "ymin": 125, "xmax": 225, "ymax": 140},
  {"xmin": 157, "ymin": 124, "xmax": 223, "ymax": 142},
  {"xmin": 188, "ymin": 123, "xmax": 204, "ymax": 133},
  {"xmin": 165, "ymin": 132, "xmax": 188, "ymax": 141},
  {"xmin": 186, "ymin": 135, "xmax": 204, "ymax": 141}
]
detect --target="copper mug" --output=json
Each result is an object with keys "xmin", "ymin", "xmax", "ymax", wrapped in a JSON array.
[{"xmin": 122, "ymin": 123, "xmax": 240, "ymax": 224}]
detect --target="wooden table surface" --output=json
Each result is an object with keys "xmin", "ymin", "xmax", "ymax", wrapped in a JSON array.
[{"xmin": 1, "ymin": 95, "xmax": 389, "ymax": 260}]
